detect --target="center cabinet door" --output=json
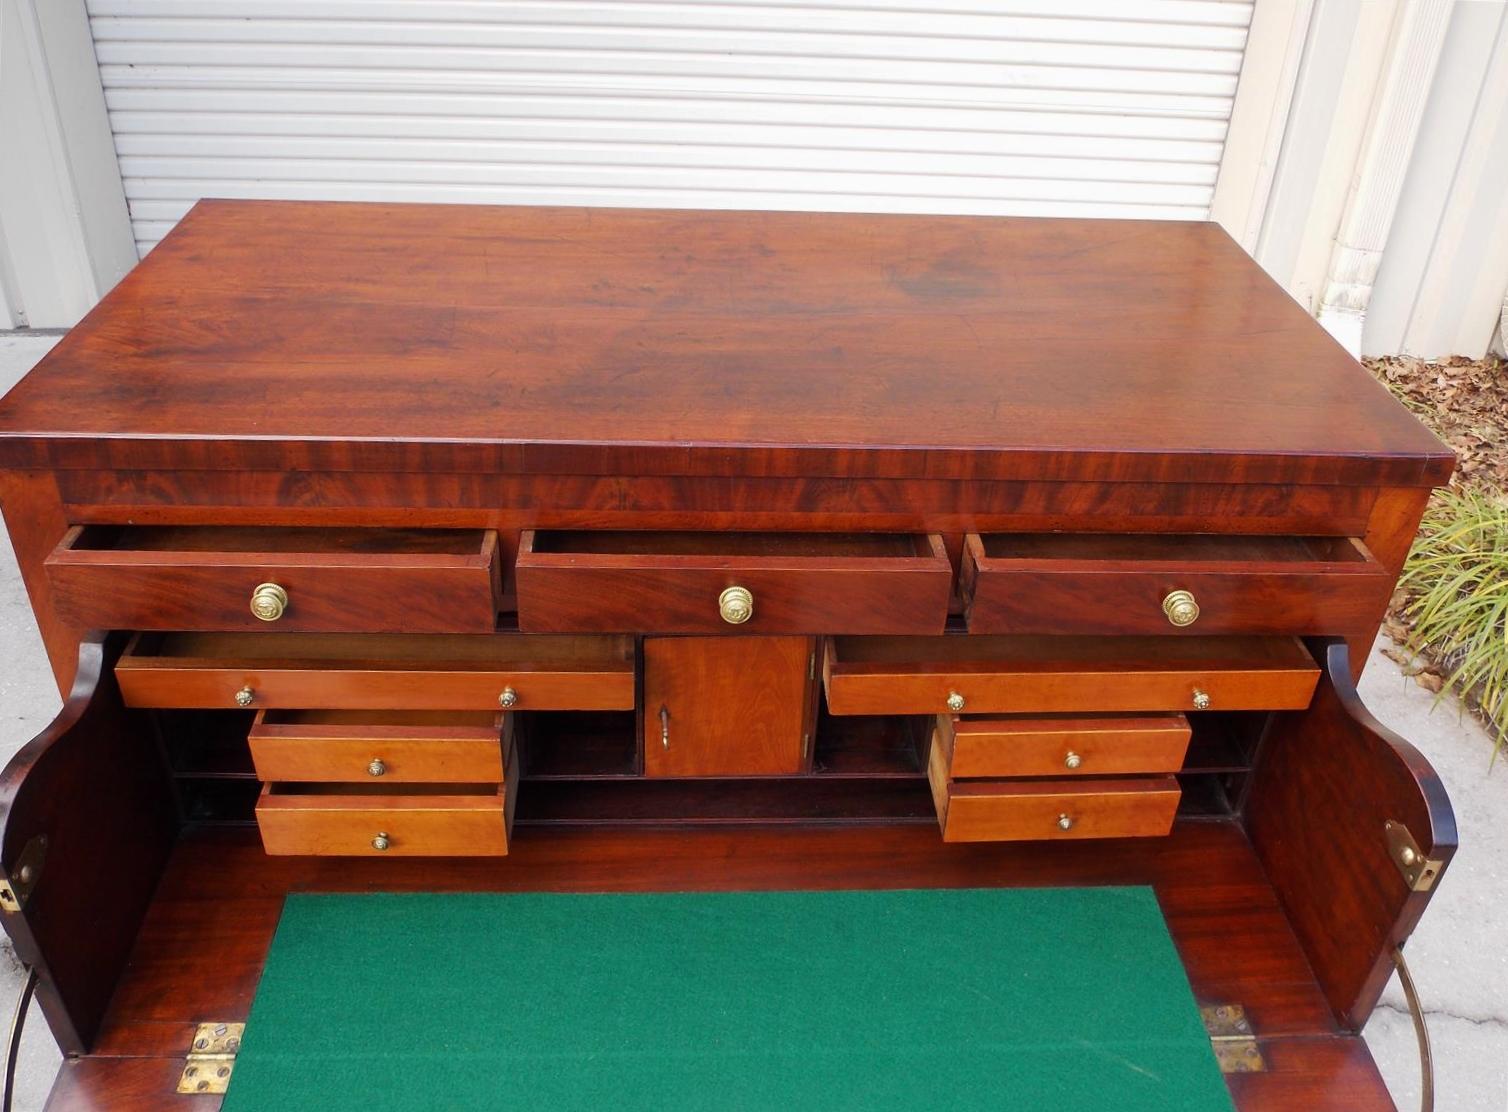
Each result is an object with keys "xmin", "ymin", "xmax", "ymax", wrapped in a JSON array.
[{"xmin": 644, "ymin": 636, "xmax": 816, "ymax": 777}]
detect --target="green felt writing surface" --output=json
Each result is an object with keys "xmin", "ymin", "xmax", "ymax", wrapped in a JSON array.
[{"xmin": 224, "ymin": 887, "xmax": 1233, "ymax": 1111}]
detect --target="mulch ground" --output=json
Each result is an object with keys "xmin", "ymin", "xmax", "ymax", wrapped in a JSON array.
[
  {"xmin": 1366, "ymin": 354, "xmax": 1507, "ymax": 696},
  {"xmin": 1368, "ymin": 354, "xmax": 1508, "ymax": 490}
]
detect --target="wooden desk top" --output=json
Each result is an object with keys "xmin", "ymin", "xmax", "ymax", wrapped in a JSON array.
[{"xmin": 0, "ymin": 200, "xmax": 1450, "ymax": 485}]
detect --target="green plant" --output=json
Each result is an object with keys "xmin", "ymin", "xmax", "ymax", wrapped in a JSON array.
[{"xmin": 1398, "ymin": 484, "xmax": 1508, "ymax": 755}]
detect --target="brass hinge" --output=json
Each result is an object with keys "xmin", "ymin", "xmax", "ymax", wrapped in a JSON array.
[
  {"xmin": 0, "ymin": 836, "xmax": 47, "ymax": 914},
  {"xmin": 1385, "ymin": 820, "xmax": 1443, "ymax": 892},
  {"xmin": 1201, "ymin": 1003, "xmax": 1265, "ymax": 1074},
  {"xmin": 176, "ymin": 1022, "xmax": 244, "ymax": 1095}
]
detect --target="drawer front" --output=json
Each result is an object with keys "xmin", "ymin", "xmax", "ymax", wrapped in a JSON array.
[
  {"xmin": 823, "ymin": 635, "xmax": 1320, "ymax": 716},
  {"xmin": 115, "ymin": 632, "xmax": 636, "ymax": 711},
  {"xmin": 928, "ymin": 765, "xmax": 1181, "ymax": 843},
  {"xmin": 961, "ymin": 533, "xmax": 1391, "ymax": 636},
  {"xmin": 516, "ymin": 530, "xmax": 952, "ymax": 634},
  {"xmin": 46, "ymin": 525, "xmax": 503, "ymax": 634},
  {"xmin": 256, "ymin": 785, "xmax": 512, "ymax": 856},
  {"xmin": 935, "ymin": 713, "xmax": 1190, "ymax": 779},
  {"xmin": 249, "ymin": 710, "xmax": 507, "ymax": 783}
]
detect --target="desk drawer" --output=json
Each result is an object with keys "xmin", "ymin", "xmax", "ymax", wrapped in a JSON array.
[
  {"xmin": 256, "ymin": 780, "xmax": 514, "ymax": 856},
  {"xmin": 116, "ymin": 632, "xmax": 636, "ymax": 711},
  {"xmin": 934, "ymin": 713, "xmax": 1191, "ymax": 779},
  {"xmin": 961, "ymin": 533, "xmax": 1390, "ymax": 635},
  {"xmin": 249, "ymin": 709, "xmax": 507, "ymax": 783},
  {"xmin": 46, "ymin": 525, "xmax": 503, "ymax": 634},
  {"xmin": 823, "ymin": 635, "xmax": 1319, "ymax": 716},
  {"xmin": 928, "ymin": 770, "xmax": 1181, "ymax": 842},
  {"xmin": 516, "ymin": 530, "xmax": 951, "ymax": 634}
]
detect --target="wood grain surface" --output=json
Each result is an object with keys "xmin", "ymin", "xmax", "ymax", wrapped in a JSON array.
[{"xmin": 0, "ymin": 200, "xmax": 1450, "ymax": 486}]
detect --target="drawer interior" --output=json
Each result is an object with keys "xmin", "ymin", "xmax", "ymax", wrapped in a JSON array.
[
  {"xmin": 971, "ymin": 533, "xmax": 1376, "ymax": 567},
  {"xmin": 59, "ymin": 524, "xmax": 495, "ymax": 557},
  {"xmin": 526, "ymin": 530, "xmax": 938, "ymax": 559},
  {"xmin": 120, "ymin": 630, "xmax": 635, "ymax": 669}
]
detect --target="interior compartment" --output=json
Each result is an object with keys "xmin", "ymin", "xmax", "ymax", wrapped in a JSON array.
[
  {"xmin": 973, "ymin": 533, "xmax": 1375, "ymax": 565},
  {"xmin": 60, "ymin": 524, "xmax": 495, "ymax": 556},
  {"xmin": 527, "ymin": 531, "xmax": 937, "ymax": 558}
]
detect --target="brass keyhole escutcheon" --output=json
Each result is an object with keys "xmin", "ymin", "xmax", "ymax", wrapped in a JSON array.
[
  {"xmin": 718, "ymin": 585, "xmax": 753, "ymax": 625},
  {"xmin": 250, "ymin": 582, "xmax": 288, "ymax": 622},
  {"xmin": 1162, "ymin": 589, "xmax": 1199, "ymax": 627}
]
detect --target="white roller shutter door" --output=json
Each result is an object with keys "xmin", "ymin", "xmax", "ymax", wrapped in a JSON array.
[{"xmin": 85, "ymin": 0, "xmax": 1254, "ymax": 256}]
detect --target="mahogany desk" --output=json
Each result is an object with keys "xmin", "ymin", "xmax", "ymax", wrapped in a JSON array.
[{"xmin": 0, "ymin": 201, "xmax": 1456, "ymax": 1108}]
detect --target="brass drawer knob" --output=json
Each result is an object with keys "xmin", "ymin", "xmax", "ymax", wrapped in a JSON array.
[
  {"xmin": 499, "ymin": 686, "xmax": 518, "ymax": 708},
  {"xmin": 367, "ymin": 759, "xmax": 386, "ymax": 778},
  {"xmin": 371, "ymin": 832, "xmax": 390, "ymax": 852},
  {"xmin": 250, "ymin": 582, "xmax": 289, "ymax": 622},
  {"xmin": 1057, "ymin": 813, "xmax": 1074, "ymax": 831},
  {"xmin": 1064, "ymin": 751, "xmax": 1082, "ymax": 770},
  {"xmin": 234, "ymin": 686, "xmax": 255, "ymax": 708},
  {"xmin": 946, "ymin": 691, "xmax": 966, "ymax": 713},
  {"xmin": 1192, "ymin": 688, "xmax": 1211, "ymax": 711},
  {"xmin": 1162, "ymin": 589, "xmax": 1199, "ymax": 627},
  {"xmin": 718, "ymin": 585, "xmax": 753, "ymax": 625}
]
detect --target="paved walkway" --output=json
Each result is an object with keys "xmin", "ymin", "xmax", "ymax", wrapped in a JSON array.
[{"xmin": 0, "ymin": 333, "xmax": 1503, "ymax": 1109}]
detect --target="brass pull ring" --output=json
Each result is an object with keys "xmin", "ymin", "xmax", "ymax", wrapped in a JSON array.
[
  {"xmin": 250, "ymin": 582, "xmax": 288, "ymax": 622},
  {"xmin": 718, "ymin": 585, "xmax": 753, "ymax": 625},
  {"xmin": 1162, "ymin": 589, "xmax": 1199, "ymax": 627}
]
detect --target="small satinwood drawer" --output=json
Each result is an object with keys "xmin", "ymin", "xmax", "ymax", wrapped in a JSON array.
[
  {"xmin": 256, "ymin": 779, "xmax": 515, "ymax": 857},
  {"xmin": 961, "ymin": 532, "xmax": 1390, "ymax": 636},
  {"xmin": 515, "ymin": 530, "xmax": 952, "ymax": 634},
  {"xmin": 115, "ymin": 631, "xmax": 636, "ymax": 711},
  {"xmin": 249, "ymin": 709, "xmax": 508, "ymax": 783},
  {"xmin": 45, "ymin": 525, "xmax": 504, "ymax": 634},
  {"xmin": 822, "ymin": 635, "xmax": 1319, "ymax": 716},
  {"xmin": 934, "ymin": 713, "xmax": 1191, "ymax": 779},
  {"xmin": 927, "ymin": 764, "xmax": 1181, "ymax": 843}
]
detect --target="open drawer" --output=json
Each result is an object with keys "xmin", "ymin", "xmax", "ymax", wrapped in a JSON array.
[
  {"xmin": 256, "ymin": 781, "xmax": 515, "ymax": 856},
  {"xmin": 115, "ymin": 632, "xmax": 636, "ymax": 711},
  {"xmin": 515, "ymin": 530, "xmax": 952, "ymax": 634},
  {"xmin": 934, "ymin": 712, "xmax": 1192, "ymax": 779},
  {"xmin": 45, "ymin": 525, "xmax": 503, "ymax": 633},
  {"xmin": 961, "ymin": 533, "xmax": 1391, "ymax": 635},
  {"xmin": 928, "ymin": 772, "xmax": 1182, "ymax": 842},
  {"xmin": 822, "ymin": 635, "xmax": 1320, "ymax": 716},
  {"xmin": 249, "ymin": 709, "xmax": 508, "ymax": 783}
]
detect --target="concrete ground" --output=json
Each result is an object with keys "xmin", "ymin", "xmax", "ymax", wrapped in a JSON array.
[{"xmin": 0, "ymin": 331, "xmax": 1504, "ymax": 1110}]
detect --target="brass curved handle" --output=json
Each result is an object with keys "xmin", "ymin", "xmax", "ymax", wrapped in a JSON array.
[
  {"xmin": 367, "ymin": 759, "xmax": 386, "ymax": 778},
  {"xmin": 718, "ymin": 585, "xmax": 753, "ymax": 625},
  {"xmin": 234, "ymin": 686, "xmax": 255, "ymax": 708},
  {"xmin": 371, "ymin": 832, "xmax": 390, "ymax": 852},
  {"xmin": 1162, "ymin": 589, "xmax": 1199, "ymax": 627},
  {"xmin": 250, "ymin": 582, "xmax": 288, "ymax": 622},
  {"xmin": 946, "ymin": 691, "xmax": 966, "ymax": 713}
]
